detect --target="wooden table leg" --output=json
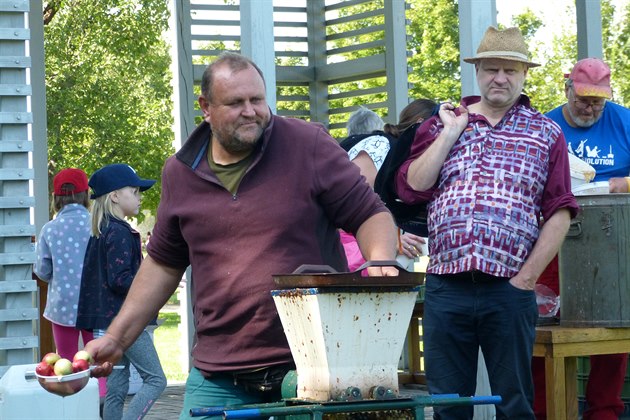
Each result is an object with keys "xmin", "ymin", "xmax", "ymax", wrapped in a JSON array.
[
  {"xmin": 545, "ymin": 355, "xmax": 567, "ymax": 419},
  {"xmin": 399, "ymin": 316, "xmax": 421, "ymax": 385},
  {"xmin": 534, "ymin": 326, "xmax": 630, "ymax": 420},
  {"xmin": 565, "ymin": 357, "xmax": 578, "ymax": 420},
  {"xmin": 398, "ymin": 323, "xmax": 413, "ymax": 384},
  {"xmin": 410, "ymin": 316, "xmax": 421, "ymax": 376}
]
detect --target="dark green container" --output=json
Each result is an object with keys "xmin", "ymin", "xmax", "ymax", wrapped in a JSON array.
[{"xmin": 559, "ymin": 194, "xmax": 630, "ymax": 327}]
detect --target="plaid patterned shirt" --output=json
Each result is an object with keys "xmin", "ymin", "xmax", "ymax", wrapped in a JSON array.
[{"xmin": 396, "ymin": 95, "xmax": 578, "ymax": 278}]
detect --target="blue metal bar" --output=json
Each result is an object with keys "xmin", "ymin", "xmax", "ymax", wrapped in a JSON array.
[
  {"xmin": 205, "ymin": 394, "xmax": 503, "ymax": 419},
  {"xmin": 223, "ymin": 408, "xmax": 262, "ymax": 419},
  {"xmin": 190, "ymin": 402, "xmax": 287, "ymax": 417}
]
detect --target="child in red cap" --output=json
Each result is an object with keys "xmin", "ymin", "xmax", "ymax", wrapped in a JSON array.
[
  {"xmin": 34, "ymin": 168, "xmax": 107, "ymax": 400},
  {"xmin": 35, "ymin": 168, "xmax": 92, "ymax": 355}
]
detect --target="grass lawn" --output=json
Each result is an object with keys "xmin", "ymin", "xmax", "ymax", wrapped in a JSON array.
[{"xmin": 155, "ymin": 311, "xmax": 188, "ymax": 383}]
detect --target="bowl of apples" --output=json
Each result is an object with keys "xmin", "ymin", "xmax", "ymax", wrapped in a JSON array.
[{"xmin": 34, "ymin": 350, "xmax": 93, "ymax": 397}]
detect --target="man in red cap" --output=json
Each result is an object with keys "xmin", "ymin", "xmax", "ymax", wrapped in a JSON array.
[
  {"xmin": 548, "ymin": 58, "xmax": 630, "ymax": 187},
  {"xmin": 534, "ymin": 58, "xmax": 630, "ymax": 419}
]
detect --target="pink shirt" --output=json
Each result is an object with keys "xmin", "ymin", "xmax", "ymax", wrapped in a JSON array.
[{"xmin": 396, "ymin": 95, "xmax": 578, "ymax": 278}]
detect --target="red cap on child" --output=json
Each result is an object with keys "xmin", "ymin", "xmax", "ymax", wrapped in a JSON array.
[{"xmin": 53, "ymin": 168, "xmax": 89, "ymax": 196}]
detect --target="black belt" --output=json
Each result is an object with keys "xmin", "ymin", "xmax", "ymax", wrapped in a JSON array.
[
  {"xmin": 470, "ymin": 271, "xmax": 501, "ymax": 283},
  {"xmin": 203, "ymin": 363, "xmax": 295, "ymax": 393},
  {"xmin": 438, "ymin": 271, "xmax": 506, "ymax": 283}
]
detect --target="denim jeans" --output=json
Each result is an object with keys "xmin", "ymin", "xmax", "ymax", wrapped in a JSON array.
[
  {"xmin": 423, "ymin": 272, "xmax": 537, "ymax": 420},
  {"xmin": 103, "ymin": 329, "xmax": 167, "ymax": 420}
]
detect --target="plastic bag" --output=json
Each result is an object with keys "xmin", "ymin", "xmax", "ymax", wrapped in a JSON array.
[{"xmin": 535, "ymin": 283, "xmax": 560, "ymax": 317}]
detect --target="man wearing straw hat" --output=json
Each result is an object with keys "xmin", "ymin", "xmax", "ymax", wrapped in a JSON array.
[{"xmin": 395, "ymin": 26, "xmax": 579, "ymax": 418}]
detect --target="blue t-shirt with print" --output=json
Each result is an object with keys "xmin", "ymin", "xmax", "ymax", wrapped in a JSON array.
[{"xmin": 546, "ymin": 102, "xmax": 630, "ymax": 181}]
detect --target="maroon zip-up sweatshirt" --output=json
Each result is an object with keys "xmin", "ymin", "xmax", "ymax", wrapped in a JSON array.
[{"xmin": 148, "ymin": 114, "xmax": 389, "ymax": 373}]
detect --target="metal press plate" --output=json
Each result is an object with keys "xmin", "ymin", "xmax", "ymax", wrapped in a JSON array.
[{"xmin": 272, "ymin": 261, "xmax": 424, "ymax": 288}]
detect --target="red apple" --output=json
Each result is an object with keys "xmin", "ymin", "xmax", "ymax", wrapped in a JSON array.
[
  {"xmin": 35, "ymin": 360, "xmax": 54, "ymax": 376},
  {"xmin": 42, "ymin": 352, "xmax": 61, "ymax": 366},
  {"xmin": 72, "ymin": 358, "xmax": 89, "ymax": 373},
  {"xmin": 73, "ymin": 350, "xmax": 94, "ymax": 364},
  {"xmin": 53, "ymin": 358, "xmax": 74, "ymax": 376}
]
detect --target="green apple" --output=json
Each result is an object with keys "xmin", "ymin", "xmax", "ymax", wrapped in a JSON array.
[
  {"xmin": 53, "ymin": 358, "xmax": 74, "ymax": 376},
  {"xmin": 73, "ymin": 350, "xmax": 94, "ymax": 364}
]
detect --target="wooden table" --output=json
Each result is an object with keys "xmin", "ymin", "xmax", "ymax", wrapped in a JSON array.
[
  {"xmin": 398, "ymin": 300, "xmax": 425, "ymax": 385},
  {"xmin": 533, "ymin": 325, "xmax": 630, "ymax": 419}
]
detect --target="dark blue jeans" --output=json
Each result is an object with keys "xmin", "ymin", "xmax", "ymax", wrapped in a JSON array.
[{"xmin": 423, "ymin": 272, "xmax": 537, "ymax": 420}]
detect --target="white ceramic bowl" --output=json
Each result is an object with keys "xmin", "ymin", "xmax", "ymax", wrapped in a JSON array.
[
  {"xmin": 569, "ymin": 154, "xmax": 596, "ymax": 189},
  {"xmin": 572, "ymin": 181, "xmax": 609, "ymax": 196},
  {"xmin": 35, "ymin": 369, "xmax": 91, "ymax": 397}
]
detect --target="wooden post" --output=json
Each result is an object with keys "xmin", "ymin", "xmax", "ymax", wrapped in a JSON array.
[{"xmin": 35, "ymin": 274, "xmax": 55, "ymax": 357}]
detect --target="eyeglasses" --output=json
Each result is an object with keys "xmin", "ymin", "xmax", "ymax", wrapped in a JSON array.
[{"xmin": 571, "ymin": 89, "xmax": 606, "ymax": 111}]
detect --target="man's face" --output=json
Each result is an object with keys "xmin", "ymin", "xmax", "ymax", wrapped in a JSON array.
[
  {"xmin": 200, "ymin": 64, "xmax": 271, "ymax": 155},
  {"xmin": 476, "ymin": 59, "xmax": 527, "ymax": 109},
  {"xmin": 565, "ymin": 86, "xmax": 606, "ymax": 128}
]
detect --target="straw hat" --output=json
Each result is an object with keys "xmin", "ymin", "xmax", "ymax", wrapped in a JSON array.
[{"xmin": 463, "ymin": 26, "xmax": 540, "ymax": 68}]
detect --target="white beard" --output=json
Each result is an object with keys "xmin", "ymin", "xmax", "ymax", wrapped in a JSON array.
[{"xmin": 566, "ymin": 104, "xmax": 605, "ymax": 128}]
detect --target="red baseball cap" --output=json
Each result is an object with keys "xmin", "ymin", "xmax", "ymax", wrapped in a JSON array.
[
  {"xmin": 567, "ymin": 58, "xmax": 612, "ymax": 99},
  {"xmin": 53, "ymin": 168, "xmax": 89, "ymax": 196}
]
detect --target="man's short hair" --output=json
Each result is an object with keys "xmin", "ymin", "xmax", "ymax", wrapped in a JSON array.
[
  {"xmin": 201, "ymin": 52, "xmax": 266, "ymax": 102},
  {"xmin": 346, "ymin": 106, "xmax": 384, "ymax": 136}
]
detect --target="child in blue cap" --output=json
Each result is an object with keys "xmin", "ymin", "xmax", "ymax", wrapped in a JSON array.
[{"xmin": 76, "ymin": 164, "xmax": 166, "ymax": 420}]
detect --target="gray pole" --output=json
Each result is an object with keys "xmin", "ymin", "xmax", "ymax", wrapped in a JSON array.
[
  {"xmin": 240, "ymin": 0, "xmax": 277, "ymax": 112},
  {"xmin": 383, "ymin": 0, "xmax": 410, "ymax": 124},
  {"xmin": 306, "ymin": 0, "xmax": 329, "ymax": 127},
  {"xmin": 458, "ymin": 0, "xmax": 497, "ymax": 97},
  {"xmin": 576, "ymin": 0, "xmax": 603, "ymax": 59}
]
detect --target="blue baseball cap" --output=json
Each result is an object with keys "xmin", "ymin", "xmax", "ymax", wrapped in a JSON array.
[{"xmin": 89, "ymin": 164, "xmax": 156, "ymax": 199}]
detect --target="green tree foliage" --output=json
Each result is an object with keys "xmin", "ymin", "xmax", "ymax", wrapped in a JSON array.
[
  {"xmin": 511, "ymin": 8, "xmax": 573, "ymax": 112},
  {"xmin": 321, "ymin": 0, "xmax": 630, "ymax": 128},
  {"xmin": 603, "ymin": 0, "xmax": 630, "ymax": 106},
  {"xmin": 43, "ymin": 0, "xmax": 174, "ymax": 220},
  {"xmin": 324, "ymin": 0, "xmax": 390, "ymax": 137},
  {"xmin": 406, "ymin": 0, "xmax": 460, "ymax": 102},
  {"xmin": 521, "ymin": 0, "xmax": 629, "ymax": 111}
]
